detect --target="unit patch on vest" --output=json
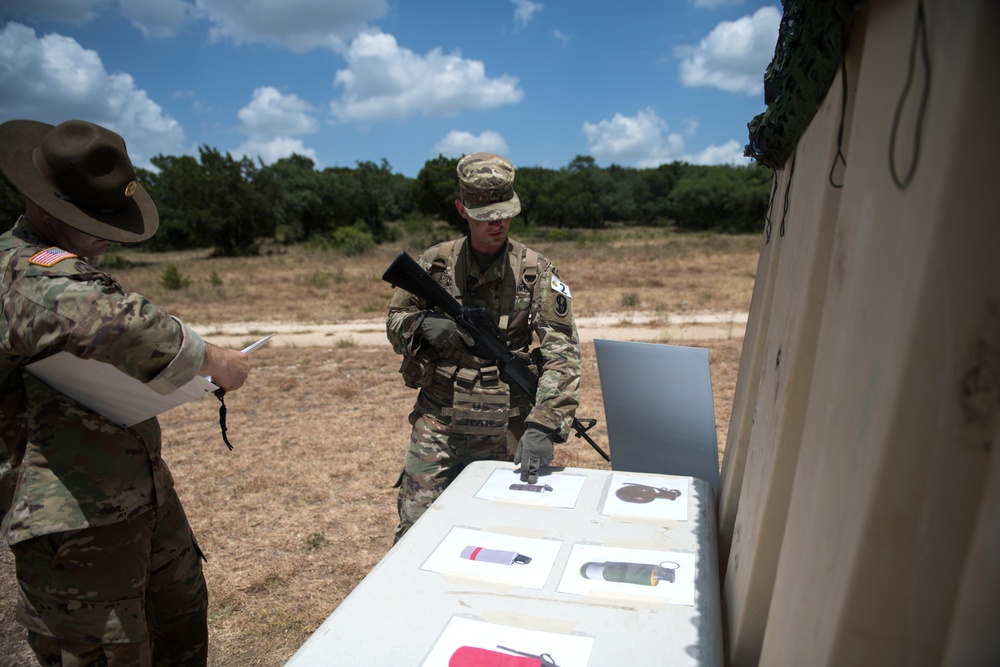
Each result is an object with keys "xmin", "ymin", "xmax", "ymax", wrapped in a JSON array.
[
  {"xmin": 550, "ymin": 275, "xmax": 572, "ymax": 318},
  {"xmin": 555, "ymin": 294, "xmax": 569, "ymax": 317},
  {"xmin": 29, "ymin": 247, "xmax": 78, "ymax": 267}
]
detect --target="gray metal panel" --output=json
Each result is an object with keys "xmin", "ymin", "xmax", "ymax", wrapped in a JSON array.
[{"xmin": 594, "ymin": 339, "xmax": 720, "ymax": 494}]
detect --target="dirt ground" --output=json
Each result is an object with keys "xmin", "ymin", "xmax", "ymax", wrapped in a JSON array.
[
  {"xmin": 0, "ymin": 232, "xmax": 758, "ymax": 666},
  {"xmin": 0, "ymin": 336, "xmax": 745, "ymax": 667}
]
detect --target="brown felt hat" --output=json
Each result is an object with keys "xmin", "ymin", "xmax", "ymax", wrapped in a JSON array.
[{"xmin": 0, "ymin": 119, "xmax": 158, "ymax": 242}]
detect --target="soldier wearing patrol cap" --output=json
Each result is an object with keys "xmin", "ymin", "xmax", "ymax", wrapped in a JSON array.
[
  {"xmin": 0, "ymin": 119, "xmax": 252, "ymax": 666},
  {"xmin": 386, "ymin": 152, "xmax": 581, "ymax": 542}
]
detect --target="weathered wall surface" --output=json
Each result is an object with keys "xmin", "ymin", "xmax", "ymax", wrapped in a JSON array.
[{"xmin": 718, "ymin": 1, "xmax": 1000, "ymax": 665}]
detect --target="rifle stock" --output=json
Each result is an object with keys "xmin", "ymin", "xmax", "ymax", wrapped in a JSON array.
[
  {"xmin": 382, "ymin": 251, "xmax": 463, "ymax": 320},
  {"xmin": 383, "ymin": 251, "xmax": 610, "ymax": 462}
]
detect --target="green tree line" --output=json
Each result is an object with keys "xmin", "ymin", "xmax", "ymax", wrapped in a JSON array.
[{"xmin": 0, "ymin": 148, "xmax": 773, "ymax": 257}]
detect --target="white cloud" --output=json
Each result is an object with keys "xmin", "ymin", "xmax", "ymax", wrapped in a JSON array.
[
  {"xmin": 582, "ymin": 108, "xmax": 749, "ymax": 167},
  {"xmin": 119, "ymin": 0, "xmax": 192, "ymax": 39},
  {"xmin": 232, "ymin": 136, "xmax": 317, "ymax": 164},
  {"xmin": 238, "ymin": 86, "xmax": 318, "ymax": 138},
  {"xmin": 686, "ymin": 139, "xmax": 750, "ymax": 165},
  {"xmin": 2, "ymin": 0, "xmax": 387, "ymax": 50},
  {"xmin": 0, "ymin": 22, "xmax": 186, "ymax": 168},
  {"xmin": 553, "ymin": 30, "xmax": 570, "ymax": 46},
  {"xmin": 0, "ymin": 0, "xmax": 107, "ymax": 25},
  {"xmin": 676, "ymin": 6, "xmax": 780, "ymax": 95},
  {"xmin": 197, "ymin": 0, "xmax": 388, "ymax": 52},
  {"xmin": 511, "ymin": 0, "xmax": 542, "ymax": 29},
  {"xmin": 232, "ymin": 86, "xmax": 318, "ymax": 164},
  {"xmin": 330, "ymin": 31, "xmax": 523, "ymax": 122},
  {"xmin": 582, "ymin": 108, "xmax": 685, "ymax": 168},
  {"xmin": 432, "ymin": 130, "xmax": 509, "ymax": 158}
]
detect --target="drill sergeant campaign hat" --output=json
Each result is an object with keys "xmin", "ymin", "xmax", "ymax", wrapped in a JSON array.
[
  {"xmin": 456, "ymin": 152, "xmax": 522, "ymax": 221},
  {"xmin": 0, "ymin": 119, "xmax": 158, "ymax": 242}
]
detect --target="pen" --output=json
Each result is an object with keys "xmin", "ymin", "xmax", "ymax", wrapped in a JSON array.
[
  {"xmin": 206, "ymin": 333, "xmax": 276, "ymax": 386},
  {"xmin": 241, "ymin": 333, "xmax": 276, "ymax": 354}
]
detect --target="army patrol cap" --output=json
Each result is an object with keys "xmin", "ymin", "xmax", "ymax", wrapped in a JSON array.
[
  {"xmin": 457, "ymin": 152, "xmax": 521, "ymax": 221},
  {"xmin": 0, "ymin": 119, "xmax": 158, "ymax": 242}
]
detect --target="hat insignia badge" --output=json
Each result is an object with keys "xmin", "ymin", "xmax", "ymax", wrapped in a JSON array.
[{"xmin": 124, "ymin": 181, "xmax": 137, "ymax": 198}]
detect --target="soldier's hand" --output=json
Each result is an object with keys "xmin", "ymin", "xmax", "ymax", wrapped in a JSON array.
[
  {"xmin": 200, "ymin": 343, "xmax": 251, "ymax": 392},
  {"xmin": 513, "ymin": 426, "xmax": 554, "ymax": 484},
  {"xmin": 419, "ymin": 313, "xmax": 474, "ymax": 351}
]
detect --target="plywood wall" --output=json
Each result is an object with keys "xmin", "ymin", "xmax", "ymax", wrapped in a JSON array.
[{"xmin": 718, "ymin": 1, "xmax": 1000, "ymax": 665}]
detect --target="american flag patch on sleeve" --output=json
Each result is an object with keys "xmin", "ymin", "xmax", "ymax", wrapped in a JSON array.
[{"xmin": 29, "ymin": 247, "xmax": 78, "ymax": 267}]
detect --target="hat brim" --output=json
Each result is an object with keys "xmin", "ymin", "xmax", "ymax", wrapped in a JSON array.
[
  {"xmin": 0, "ymin": 120, "xmax": 158, "ymax": 243},
  {"xmin": 463, "ymin": 192, "xmax": 521, "ymax": 222}
]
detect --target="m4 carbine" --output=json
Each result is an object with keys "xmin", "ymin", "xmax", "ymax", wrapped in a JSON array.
[{"xmin": 382, "ymin": 251, "xmax": 609, "ymax": 462}]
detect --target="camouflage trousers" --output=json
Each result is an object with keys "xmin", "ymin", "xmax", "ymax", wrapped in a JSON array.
[
  {"xmin": 394, "ymin": 410, "xmax": 526, "ymax": 543},
  {"xmin": 10, "ymin": 490, "xmax": 208, "ymax": 667}
]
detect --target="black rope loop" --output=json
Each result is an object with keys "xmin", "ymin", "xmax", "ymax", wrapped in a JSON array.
[
  {"xmin": 779, "ymin": 147, "xmax": 797, "ymax": 238},
  {"xmin": 889, "ymin": 0, "xmax": 931, "ymax": 189},
  {"xmin": 215, "ymin": 388, "xmax": 234, "ymax": 450},
  {"xmin": 829, "ymin": 55, "xmax": 849, "ymax": 189},
  {"xmin": 765, "ymin": 170, "xmax": 778, "ymax": 244}
]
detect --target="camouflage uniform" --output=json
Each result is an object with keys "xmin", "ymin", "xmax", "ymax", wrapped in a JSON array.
[
  {"xmin": 0, "ymin": 217, "xmax": 210, "ymax": 666},
  {"xmin": 386, "ymin": 235, "xmax": 581, "ymax": 540}
]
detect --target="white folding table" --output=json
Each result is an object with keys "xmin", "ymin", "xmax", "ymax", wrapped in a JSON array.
[{"xmin": 285, "ymin": 460, "xmax": 723, "ymax": 666}]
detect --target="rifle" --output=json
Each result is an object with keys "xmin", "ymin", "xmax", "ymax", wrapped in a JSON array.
[{"xmin": 382, "ymin": 251, "xmax": 610, "ymax": 462}]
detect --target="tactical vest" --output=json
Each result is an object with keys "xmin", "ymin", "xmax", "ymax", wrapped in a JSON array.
[
  {"xmin": 425, "ymin": 236, "xmax": 539, "ymax": 330},
  {"xmin": 418, "ymin": 237, "xmax": 540, "ymax": 436}
]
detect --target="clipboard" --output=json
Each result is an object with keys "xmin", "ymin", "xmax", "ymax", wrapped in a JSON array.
[{"xmin": 25, "ymin": 333, "xmax": 275, "ymax": 428}]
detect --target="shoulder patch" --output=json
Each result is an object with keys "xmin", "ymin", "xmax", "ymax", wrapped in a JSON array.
[
  {"xmin": 550, "ymin": 274, "xmax": 572, "ymax": 298},
  {"xmin": 554, "ymin": 293, "xmax": 570, "ymax": 317},
  {"xmin": 29, "ymin": 247, "xmax": 78, "ymax": 267}
]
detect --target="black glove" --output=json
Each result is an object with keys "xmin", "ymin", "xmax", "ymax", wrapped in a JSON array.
[
  {"xmin": 513, "ymin": 426, "xmax": 554, "ymax": 484},
  {"xmin": 419, "ymin": 313, "xmax": 474, "ymax": 351}
]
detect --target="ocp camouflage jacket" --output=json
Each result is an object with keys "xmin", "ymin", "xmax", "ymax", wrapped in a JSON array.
[
  {"xmin": 0, "ymin": 217, "xmax": 205, "ymax": 545},
  {"xmin": 386, "ymin": 236, "xmax": 581, "ymax": 441}
]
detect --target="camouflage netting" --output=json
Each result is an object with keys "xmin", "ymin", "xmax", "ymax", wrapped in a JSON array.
[{"xmin": 745, "ymin": 0, "xmax": 868, "ymax": 169}]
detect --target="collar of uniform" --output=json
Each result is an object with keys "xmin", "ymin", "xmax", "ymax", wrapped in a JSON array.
[
  {"xmin": 464, "ymin": 237, "xmax": 510, "ymax": 282},
  {"xmin": 12, "ymin": 216, "xmax": 51, "ymax": 247}
]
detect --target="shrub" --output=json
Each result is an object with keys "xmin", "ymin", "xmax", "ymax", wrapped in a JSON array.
[
  {"xmin": 160, "ymin": 264, "xmax": 191, "ymax": 290},
  {"xmin": 543, "ymin": 228, "xmax": 567, "ymax": 243},
  {"xmin": 621, "ymin": 292, "xmax": 640, "ymax": 309},
  {"xmin": 331, "ymin": 226, "xmax": 376, "ymax": 257}
]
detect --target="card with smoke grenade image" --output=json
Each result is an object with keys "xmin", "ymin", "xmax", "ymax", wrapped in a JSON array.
[
  {"xmin": 420, "ymin": 526, "xmax": 562, "ymax": 589},
  {"xmin": 474, "ymin": 466, "xmax": 586, "ymax": 508},
  {"xmin": 420, "ymin": 615, "xmax": 595, "ymax": 667},
  {"xmin": 557, "ymin": 543, "xmax": 697, "ymax": 606},
  {"xmin": 601, "ymin": 472, "xmax": 690, "ymax": 521}
]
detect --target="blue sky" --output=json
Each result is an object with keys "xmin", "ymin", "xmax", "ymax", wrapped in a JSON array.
[{"xmin": 0, "ymin": 0, "xmax": 781, "ymax": 177}]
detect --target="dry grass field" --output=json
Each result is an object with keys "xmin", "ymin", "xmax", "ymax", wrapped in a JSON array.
[{"xmin": 0, "ymin": 229, "xmax": 761, "ymax": 666}]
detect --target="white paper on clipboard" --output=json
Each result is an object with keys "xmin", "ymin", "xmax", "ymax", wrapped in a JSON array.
[{"xmin": 25, "ymin": 333, "xmax": 275, "ymax": 428}]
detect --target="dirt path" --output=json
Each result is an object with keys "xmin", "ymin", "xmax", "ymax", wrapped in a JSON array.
[{"xmin": 191, "ymin": 311, "xmax": 749, "ymax": 349}]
